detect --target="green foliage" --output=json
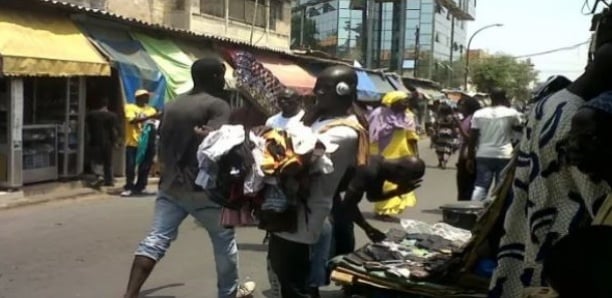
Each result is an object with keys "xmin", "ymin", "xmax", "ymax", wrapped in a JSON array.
[
  {"xmin": 470, "ymin": 55, "xmax": 539, "ymax": 101},
  {"xmin": 431, "ymin": 58, "xmax": 466, "ymax": 89}
]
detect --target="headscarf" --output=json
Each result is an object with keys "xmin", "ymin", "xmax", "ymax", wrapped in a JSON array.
[{"xmin": 368, "ymin": 91, "xmax": 416, "ymax": 149}]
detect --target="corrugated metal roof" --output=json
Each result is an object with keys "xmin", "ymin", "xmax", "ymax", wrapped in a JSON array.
[{"xmin": 34, "ymin": 0, "xmax": 292, "ymax": 54}]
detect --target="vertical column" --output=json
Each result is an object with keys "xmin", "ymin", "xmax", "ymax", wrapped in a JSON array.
[
  {"xmin": 77, "ymin": 77, "xmax": 86, "ymax": 176},
  {"xmin": 9, "ymin": 78, "xmax": 23, "ymax": 187},
  {"xmin": 397, "ymin": 0, "xmax": 407, "ymax": 73},
  {"xmin": 224, "ymin": 0, "xmax": 230, "ymax": 35}
]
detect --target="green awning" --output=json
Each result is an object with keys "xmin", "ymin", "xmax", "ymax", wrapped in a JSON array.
[{"xmin": 131, "ymin": 32, "xmax": 193, "ymax": 103}]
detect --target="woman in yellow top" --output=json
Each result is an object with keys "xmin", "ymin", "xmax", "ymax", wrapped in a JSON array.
[{"xmin": 367, "ymin": 91, "xmax": 420, "ymax": 221}]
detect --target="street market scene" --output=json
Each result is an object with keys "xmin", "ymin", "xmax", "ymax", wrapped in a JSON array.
[{"xmin": 1, "ymin": 0, "xmax": 612, "ymax": 297}]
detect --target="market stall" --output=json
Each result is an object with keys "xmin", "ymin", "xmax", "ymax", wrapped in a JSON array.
[
  {"xmin": 0, "ymin": 7, "xmax": 110, "ymax": 187},
  {"xmin": 331, "ymin": 219, "xmax": 490, "ymax": 298}
]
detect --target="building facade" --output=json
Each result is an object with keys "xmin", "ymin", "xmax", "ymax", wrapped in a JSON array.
[
  {"xmin": 291, "ymin": 0, "xmax": 475, "ymax": 82},
  {"xmin": 57, "ymin": 0, "xmax": 293, "ymax": 49}
]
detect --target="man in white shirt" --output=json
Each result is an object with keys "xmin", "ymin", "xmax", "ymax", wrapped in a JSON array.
[
  {"xmin": 468, "ymin": 88, "xmax": 522, "ymax": 201},
  {"xmin": 266, "ymin": 88, "xmax": 305, "ymax": 130}
]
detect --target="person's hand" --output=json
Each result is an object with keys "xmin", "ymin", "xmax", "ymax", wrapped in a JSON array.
[
  {"xmin": 466, "ymin": 159, "xmax": 475, "ymax": 174},
  {"xmin": 397, "ymin": 179, "xmax": 423, "ymax": 193},
  {"xmin": 194, "ymin": 126, "xmax": 213, "ymax": 137},
  {"xmin": 366, "ymin": 227, "xmax": 386, "ymax": 243}
]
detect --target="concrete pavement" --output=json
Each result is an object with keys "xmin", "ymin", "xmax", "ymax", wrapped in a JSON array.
[{"xmin": 0, "ymin": 141, "xmax": 459, "ymax": 298}]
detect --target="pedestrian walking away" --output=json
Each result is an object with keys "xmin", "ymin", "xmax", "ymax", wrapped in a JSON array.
[
  {"xmin": 467, "ymin": 88, "xmax": 522, "ymax": 201},
  {"xmin": 122, "ymin": 58, "xmax": 255, "ymax": 298}
]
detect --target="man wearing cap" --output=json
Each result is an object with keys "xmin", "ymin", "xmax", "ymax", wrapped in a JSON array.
[{"xmin": 122, "ymin": 89, "xmax": 158, "ymax": 197}]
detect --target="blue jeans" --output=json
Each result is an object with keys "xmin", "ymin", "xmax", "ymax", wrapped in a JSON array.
[
  {"xmin": 309, "ymin": 220, "xmax": 333, "ymax": 287},
  {"xmin": 135, "ymin": 191, "xmax": 239, "ymax": 298},
  {"xmin": 471, "ymin": 157, "xmax": 511, "ymax": 201}
]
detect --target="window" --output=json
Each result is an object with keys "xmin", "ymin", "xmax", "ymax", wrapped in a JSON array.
[
  {"xmin": 435, "ymin": 31, "xmax": 440, "ymax": 43},
  {"xmin": 269, "ymin": 0, "xmax": 284, "ymax": 30},
  {"xmin": 200, "ymin": 0, "xmax": 225, "ymax": 17},
  {"xmin": 229, "ymin": 0, "xmax": 266, "ymax": 27},
  {"xmin": 175, "ymin": 0, "xmax": 186, "ymax": 10}
]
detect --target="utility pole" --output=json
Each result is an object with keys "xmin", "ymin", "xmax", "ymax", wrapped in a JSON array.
[
  {"xmin": 448, "ymin": 16, "xmax": 455, "ymax": 87},
  {"xmin": 300, "ymin": 6, "xmax": 305, "ymax": 47},
  {"xmin": 414, "ymin": 26, "xmax": 420, "ymax": 77},
  {"xmin": 249, "ymin": 0, "xmax": 259, "ymax": 45}
]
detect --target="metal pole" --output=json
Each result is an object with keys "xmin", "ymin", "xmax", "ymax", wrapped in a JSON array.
[
  {"xmin": 464, "ymin": 23, "xmax": 503, "ymax": 90},
  {"xmin": 448, "ymin": 16, "xmax": 455, "ymax": 87},
  {"xmin": 414, "ymin": 26, "xmax": 420, "ymax": 77},
  {"xmin": 249, "ymin": 0, "xmax": 259, "ymax": 45},
  {"xmin": 300, "ymin": 7, "xmax": 305, "ymax": 47}
]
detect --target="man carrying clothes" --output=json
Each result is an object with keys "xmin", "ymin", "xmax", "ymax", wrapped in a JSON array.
[
  {"xmin": 122, "ymin": 89, "xmax": 158, "ymax": 197},
  {"xmin": 468, "ymin": 88, "xmax": 522, "ymax": 201},
  {"xmin": 267, "ymin": 66, "xmax": 366, "ymax": 298},
  {"xmin": 122, "ymin": 58, "xmax": 255, "ymax": 298},
  {"xmin": 86, "ymin": 97, "xmax": 120, "ymax": 186}
]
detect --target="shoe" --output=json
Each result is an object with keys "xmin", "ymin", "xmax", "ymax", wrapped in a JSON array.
[
  {"xmin": 236, "ymin": 281, "xmax": 256, "ymax": 298},
  {"xmin": 120, "ymin": 190, "xmax": 133, "ymax": 197}
]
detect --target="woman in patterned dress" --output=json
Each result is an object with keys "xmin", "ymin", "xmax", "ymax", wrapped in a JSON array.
[{"xmin": 433, "ymin": 103, "xmax": 459, "ymax": 169}]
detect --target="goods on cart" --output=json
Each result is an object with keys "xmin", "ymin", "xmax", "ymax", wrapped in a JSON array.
[{"xmin": 331, "ymin": 220, "xmax": 487, "ymax": 297}]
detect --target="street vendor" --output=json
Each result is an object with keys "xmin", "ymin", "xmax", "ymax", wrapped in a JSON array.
[{"xmin": 341, "ymin": 155, "xmax": 425, "ymax": 242}]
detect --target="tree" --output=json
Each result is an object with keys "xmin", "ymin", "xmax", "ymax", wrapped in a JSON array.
[
  {"xmin": 431, "ymin": 58, "xmax": 466, "ymax": 89},
  {"xmin": 470, "ymin": 54, "xmax": 539, "ymax": 101},
  {"xmin": 291, "ymin": 15, "xmax": 319, "ymax": 49}
]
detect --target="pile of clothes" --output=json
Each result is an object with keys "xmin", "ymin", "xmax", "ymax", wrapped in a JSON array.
[
  {"xmin": 333, "ymin": 220, "xmax": 472, "ymax": 284},
  {"xmin": 195, "ymin": 124, "xmax": 336, "ymax": 230}
]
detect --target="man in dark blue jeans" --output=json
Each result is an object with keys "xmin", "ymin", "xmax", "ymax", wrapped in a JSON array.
[{"xmin": 467, "ymin": 88, "xmax": 522, "ymax": 201}]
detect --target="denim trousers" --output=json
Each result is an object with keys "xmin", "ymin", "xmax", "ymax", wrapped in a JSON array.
[
  {"xmin": 309, "ymin": 220, "xmax": 333, "ymax": 287},
  {"xmin": 471, "ymin": 157, "xmax": 511, "ymax": 201},
  {"xmin": 135, "ymin": 191, "xmax": 239, "ymax": 298}
]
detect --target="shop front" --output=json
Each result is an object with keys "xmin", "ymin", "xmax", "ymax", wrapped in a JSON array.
[{"xmin": 0, "ymin": 8, "xmax": 110, "ymax": 188}]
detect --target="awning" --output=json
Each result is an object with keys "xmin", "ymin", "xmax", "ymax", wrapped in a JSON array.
[
  {"xmin": 385, "ymin": 73, "xmax": 410, "ymax": 93},
  {"xmin": 131, "ymin": 32, "xmax": 193, "ymax": 103},
  {"xmin": 356, "ymin": 70, "xmax": 381, "ymax": 102},
  {"xmin": 0, "ymin": 9, "xmax": 110, "ymax": 77},
  {"xmin": 256, "ymin": 55, "xmax": 316, "ymax": 95},
  {"xmin": 174, "ymin": 41, "xmax": 236, "ymax": 89},
  {"xmin": 82, "ymin": 25, "xmax": 166, "ymax": 108},
  {"xmin": 366, "ymin": 72, "xmax": 396, "ymax": 95}
]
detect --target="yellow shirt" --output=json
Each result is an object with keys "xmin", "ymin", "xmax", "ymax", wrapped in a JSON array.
[{"xmin": 124, "ymin": 103, "xmax": 157, "ymax": 147}]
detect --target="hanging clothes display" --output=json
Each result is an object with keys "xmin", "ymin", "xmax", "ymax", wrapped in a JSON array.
[
  {"xmin": 224, "ymin": 49, "xmax": 285, "ymax": 116},
  {"xmin": 82, "ymin": 25, "xmax": 167, "ymax": 108},
  {"xmin": 131, "ymin": 32, "xmax": 193, "ymax": 103}
]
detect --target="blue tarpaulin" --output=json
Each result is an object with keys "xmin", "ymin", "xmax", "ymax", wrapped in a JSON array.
[
  {"xmin": 356, "ymin": 70, "xmax": 380, "ymax": 102},
  {"xmin": 82, "ymin": 25, "xmax": 167, "ymax": 108}
]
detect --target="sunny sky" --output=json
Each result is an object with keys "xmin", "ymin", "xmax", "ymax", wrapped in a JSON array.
[{"xmin": 467, "ymin": 0, "xmax": 594, "ymax": 81}]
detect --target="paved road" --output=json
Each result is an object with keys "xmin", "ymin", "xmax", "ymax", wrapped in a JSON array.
[{"xmin": 0, "ymin": 141, "xmax": 459, "ymax": 298}]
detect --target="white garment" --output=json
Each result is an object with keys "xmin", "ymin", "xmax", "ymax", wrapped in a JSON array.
[
  {"xmin": 471, "ymin": 106, "xmax": 522, "ymax": 159},
  {"xmin": 195, "ymin": 125, "xmax": 245, "ymax": 189},
  {"xmin": 275, "ymin": 115, "xmax": 360, "ymax": 244},
  {"xmin": 490, "ymin": 89, "xmax": 610, "ymax": 297},
  {"xmin": 265, "ymin": 110, "xmax": 305, "ymax": 130}
]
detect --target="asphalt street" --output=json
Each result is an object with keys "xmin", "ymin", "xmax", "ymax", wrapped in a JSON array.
[{"xmin": 0, "ymin": 140, "xmax": 459, "ymax": 298}]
